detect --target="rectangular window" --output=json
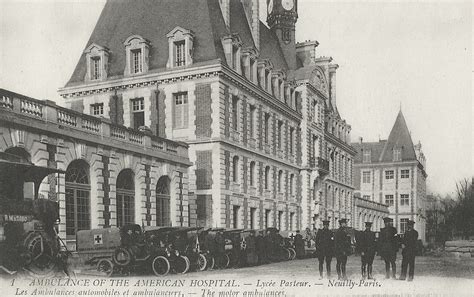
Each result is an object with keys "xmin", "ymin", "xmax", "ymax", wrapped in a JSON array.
[
  {"xmin": 363, "ymin": 195, "xmax": 371, "ymax": 200},
  {"xmin": 289, "ymin": 212, "xmax": 294, "ymax": 230},
  {"xmin": 278, "ymin": 211, "xmax": 283, "ymax": 230},
  {"xmin": 91, "ymin": 56, "xmax": 101, "ymax": 80},
  {"xmin": 232, "ymin": 96, "xmax": 239, "ymax": 131},
  {"xmin": 174, "ymin": 40, "xmax": 186, "ymax": 67},
  {"xmin": 277, "ymin": 121, "xmax": 283, "ymax": 149},
  {"xmin": 250, "ymin": 208, "xmax": 256, "ymax": 229},
  {"xmin": 393, "ymin": 149, "xmax": 401, "ymax": 161},
  {"xmin": 90, "ymin": 103, "xmax": 104, "ymax": 116},
  {"xmin": 400, "ymin": 194, "xmax": 410, "ymax": 206},
  {"xmin": 401, "ymin": 169, "xmax": 410, "ymax": 178},
  {"xmin": 385, "ymin": 170, "xmax": 394, "ymax": 180},
  {"xmin": 385, "ymin": 194, "xmax": 394, "ymax": 206},
  {"xmin": 400, "ymin": 218, "xmax": 409, "ymax": 234},
  {"xmin": 363, "ymin": 150, "xmax": 371, "ymax": 163},
  {"xmin": 131, "ymin": 49, "xmax": 143, "ymax": 74},
  {"xmin": 362, "ymin": 171, "xmax": 371, "ymax": 183},
  {"xmin": 232, "ymin": 46, "xmax": 238, "ymax": 70},
  {"xmin": 233, "ymin": 205, "xmax": 240, "ymax": 228},
  {"xmin": 249, "ymin": 105, "xmax": 256, "ymax": 138},
  {"xmin": 249, "ymin": 58, "xmax": 255, "ymax": 81},
  {"xmin": 173, "ymin": 92, "xmax": 188, "ymax": 129},
  {"xmin": 131, "ymin": 98, "xmax": 145, "ymax": 129},
  {"xmin": 265, "ymin": 209, "xmax": 271, "ymax": 229},
  {"xmin": 264, "ymin": 113, "xmax": 270, "ymax": 144},
  {"xmin": 289, "ymin": 127, "xmax": 294, "ymax": 154}
]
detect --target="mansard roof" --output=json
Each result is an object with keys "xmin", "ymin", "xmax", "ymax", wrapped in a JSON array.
[
  {"xmin": 352, "ymin": 111, "xmax": 417, "ymax": 163},
  {"xmin": 65, "ymin": 0, "xmax": 290, "ymax": 87}
]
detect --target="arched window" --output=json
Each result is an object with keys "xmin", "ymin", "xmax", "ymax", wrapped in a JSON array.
[
  {"xmin": 249, "ymin": 161, "xmax": 255, "ymax": 187},
  {"xmin": 116, "ymin": 169, "xmax": 135, "ymax": 227},
  {"xmin": 278, "ymin": 170, "xmax": 283, "ymax": 193},
  {"xmin": 65, "ymin": 160, "xmax": 90, "ymax": 237},
  {"xmin": 264, "ymin": 166, "xmax": 270, "ymax": 190},
  {"xmin": 156, "ymin": 176, "xmax": 171, "ymax": 226},
  {"xmin": 5, "ymin": 147, "xmax": 31, "ymax": 161},
  {"xmin": 232, "ymin": 156, "xmax": 239, "ymax": 182}
]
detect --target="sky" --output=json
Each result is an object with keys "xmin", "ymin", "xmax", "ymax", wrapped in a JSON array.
[{"xmin": 0, "ymin": 0, "xmax": 472, "ymax": 196}]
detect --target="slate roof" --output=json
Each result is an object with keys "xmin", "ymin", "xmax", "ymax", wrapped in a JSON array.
[
  {"xmin": 259, "ymin": 22, "xmax": 288, "ymax": 71},
  {"xmin": 65, "ymin": 0, "xmax": 290, "ymax": 87},
  {"xmin": 352, "ymin": 111, "xmax": 417, "ymax": 163}
]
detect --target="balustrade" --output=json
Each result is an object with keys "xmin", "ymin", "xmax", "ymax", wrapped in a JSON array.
[
  {"xmin": 57, "ymin": 109, "xmax": 77, "ymax": 126},
  {"xmin": 0, "ymin": 89, "xmax": 188, "ymax": 159},
  {"xmin": 0, "ymin": 95, "xmax": 13, "ymax": 109},
  {"xmin": 81, "ymin": 117, "xmax": 100, "ymax": 133},
  {"xmin": 20, "ymin": 99, "xmax": 43, "ymax": 117}
]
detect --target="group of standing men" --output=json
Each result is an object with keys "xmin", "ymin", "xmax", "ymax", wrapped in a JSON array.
[{"xmin": 314, "ymin": 217, "xmax": 419, "ymax": 281}]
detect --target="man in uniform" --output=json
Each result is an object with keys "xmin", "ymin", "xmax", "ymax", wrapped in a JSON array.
[
  {"xmin": 399, "ymin": 220, "xmax": 418, "ymax": 281},
  {"xmin": 245, "ymin": 230, "xmax": 258, "ymax": 266},
  {"xmin": 315, "ymin": 220, "xmax": 334, "ymax": 279},
  {"xmin": 378, "ymin": 217, "xmax": 398, "ymax": 279},
  {"xmin": 356, "ymin": 222, "xmax": 377, "ymax": 279},
  {"xmin": 334, "ymin": 219, "xmax": 351, "ymax": 280},
  {"xmin": 256, "ymin": 230, "xmax": 267, "ymax": 265},
  {"xmin": 294, "ymin": 230, "xmax": 305, "ymax": 259}
]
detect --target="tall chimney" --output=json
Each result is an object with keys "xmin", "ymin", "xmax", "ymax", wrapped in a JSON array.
[{"xmin": 328, "ymin": 64, "xmax": 338, "ymax": 109}]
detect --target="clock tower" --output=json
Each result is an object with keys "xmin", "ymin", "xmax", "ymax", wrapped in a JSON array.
[{"xmin": 267, "ymin": 0, "xmax": 298, "ymax": 69}]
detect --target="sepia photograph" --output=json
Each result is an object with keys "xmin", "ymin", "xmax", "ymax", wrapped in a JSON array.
[{"xmin": 0, "ymin": 0, "xmax": 472, "ymax": 296}]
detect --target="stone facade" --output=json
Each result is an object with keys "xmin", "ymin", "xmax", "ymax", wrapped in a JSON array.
[
  {"xmin": 352, "ymin": 111, "xmax": 428, "ymax": 241},
  {"xmin": 0, "ymin": 89, "xmax": 190, "ymax": 249},
  {"xmin": 57, "ymin": 0, "xmax": 356, "ymax": 231}
]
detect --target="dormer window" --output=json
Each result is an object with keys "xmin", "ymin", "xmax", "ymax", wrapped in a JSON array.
[
  {"xmin": 222, "ymin": 34, "xmax": 242, "ymax": 73},
  {"xmin": 174, "ymin": 40, "xmax": 186, "ymax": 67},
  {"xmin": 124, "ymin": 35, "xmax": 150, "ymax": 76},
  {"xmin": 232, "ymin": 45, "xmax": 239, "ymax": 69},
  {"xmin": 393, "ymin": 148, "xmax": 402, "ymax": 161},
  {"xmin": 91, "ymin": 56, "xmax": 101, "ymax": 80},
  {"xmin": 363, "ymin": 150, "xmax": 371, "ymax": 163},
  {"xmin": 167, "ymin": 26, "xmax": 194, "ymax": 69},
  {"xmin": 131, "ymin": 49, "xmax": 143, "ymax": 74},
  {"xmin": 84, "ymin": 43, "xmax": 109, "ymax": 82}
]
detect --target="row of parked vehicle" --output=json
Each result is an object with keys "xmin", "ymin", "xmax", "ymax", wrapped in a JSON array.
[{"xmin": 76, "ymin": 224, "xmax": 301, "ymax": 276}]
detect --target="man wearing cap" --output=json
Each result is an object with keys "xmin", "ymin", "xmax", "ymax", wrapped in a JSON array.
[
  {"xmin": 356, "ymin": 222, "xmax": 377, "ymax": 279},
  {"xmin": 315, "ymin": 220, "xmax": 334, "ymax": 279},
  {"xmin": 294, "ymin": 230, "xmax": 305, "ymax": 259},
  {"xmin": 379, "ymin": 217, "xmax": 398, "ymax": 279},
  {"xmin": 399, "ymin": 220, "xmax": 418, "ymax": 281},
  {"xmin": 334, "ymin": 219, "xmax": 352, "ymax": 280}
]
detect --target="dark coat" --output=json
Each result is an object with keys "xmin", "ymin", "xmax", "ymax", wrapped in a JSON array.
[
  {"xmin": 334, "ymin": 228, "xmax": 352, "ymax": 257},
  {"xmin": 315, "ymin": 228, "xmax": 334, "ymax": 256},
  {"xmin": 246, "ymin": 235, "xmax": 256, "ymax": 251},
  {"xmin": 378, "ymin": 226, "xmax": 398, "ymax": 258},
  {"xmin": 356, "ymin": 230, "xmax": 377, "ymax": 255},
  {"xmin": 401, "ymin": 229, "xmax": 418, "ymax": 256},
  {"xmin": 215, "ymin": 233, "xmax": 226, "ymax": 254},
  {"xmin": 294, "ymin": 234, "xmax": 305, "ymax": 257}
]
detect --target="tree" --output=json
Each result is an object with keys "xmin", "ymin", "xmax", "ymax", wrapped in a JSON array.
[{"xmin": 452, "ymin": 178, "xmax": 474, "ymax": 239}]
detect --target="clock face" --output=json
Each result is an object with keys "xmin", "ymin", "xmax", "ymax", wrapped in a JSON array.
[
  {"xmin": 268, "ymin": 0, "xmax": 273, "ymax": 14},
  {"xmin": 282, "ymin": 0, "xmax": 294, "ymax": 11}
]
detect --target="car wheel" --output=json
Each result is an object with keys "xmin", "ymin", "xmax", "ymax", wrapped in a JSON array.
[{"xmin": 152, "ymin": 256, "xmax": 170, "ymax": 276}]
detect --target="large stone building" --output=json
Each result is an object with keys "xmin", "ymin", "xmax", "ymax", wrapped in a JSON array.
[
  {"xmin": 0, "ymin": 89, "xmax": 190, "ymax": 248},
  {"xmin": 57, "ymin": 0, "xmax": 355, "ymax": 231},
  {"xmin": 352, "ymin": 111, "xmax": 427, "ymax": 240}
]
